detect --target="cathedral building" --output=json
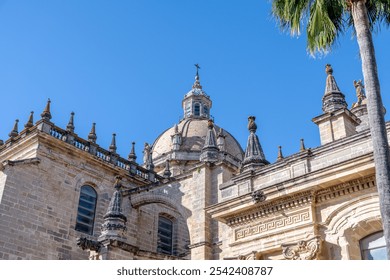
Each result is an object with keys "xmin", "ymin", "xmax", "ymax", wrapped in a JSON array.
[{"xmin": 0, "ymin": 65, "xmax": 386, "ymax": 260}]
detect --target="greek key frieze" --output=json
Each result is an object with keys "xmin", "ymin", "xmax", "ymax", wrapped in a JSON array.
[{"xmin": 235, "ymin": 211, "xmax": 310, "ymax": 241}]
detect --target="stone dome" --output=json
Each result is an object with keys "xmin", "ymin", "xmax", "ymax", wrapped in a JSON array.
[{"xmin": 151, "ymin": 118, "xmax": 244, "ymax": 171}]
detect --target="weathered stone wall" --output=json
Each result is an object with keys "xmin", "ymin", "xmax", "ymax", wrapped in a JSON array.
[{"xmin": 0, "ymin": 132, "xmax": 146, "ymax": 259}]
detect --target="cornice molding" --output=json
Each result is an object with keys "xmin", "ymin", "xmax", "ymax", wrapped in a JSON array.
[{"xmin": 225, "ymin": 175, "xmax": 375, "ymax": 227}]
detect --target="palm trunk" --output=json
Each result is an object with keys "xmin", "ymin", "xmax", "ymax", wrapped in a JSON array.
[{"xmin": 351, "ymin": 0, "xmax": 390, "ymax": 259}]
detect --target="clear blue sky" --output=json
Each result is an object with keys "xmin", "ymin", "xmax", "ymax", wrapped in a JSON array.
[{"xmin": 1, "ymin": 0, "xmax": 389, "ymax": 163}]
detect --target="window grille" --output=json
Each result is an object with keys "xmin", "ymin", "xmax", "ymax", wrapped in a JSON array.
[
  {"xmin": 75, "ymin": 185, "xmax": 97, "ymax": 235},
  {"xmin": 157, "ymin": 216, "xmax": 173, "ymax": 255}
]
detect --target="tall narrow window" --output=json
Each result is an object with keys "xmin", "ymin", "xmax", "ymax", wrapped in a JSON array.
[
  {"xmin": 194, "ymin": 103, "xmax": 200, "ymax": 116},
  {"xmin": 185, "ymin": 101, "xmax": 191, "ymax": 117},
  {"xmin": 203, "ymin": 105, "xmax": 209, "ymax": 117},
  {"xmin": 360, "ymin": 231, "xmax": 387, "ymax": 260},
  {"xmin": 157, "ymin": 216, "xmax": 173, "ymax": 255},
  {"xmin": 75, "ymin": 185, "xmax": 97, "ymax": 235}
]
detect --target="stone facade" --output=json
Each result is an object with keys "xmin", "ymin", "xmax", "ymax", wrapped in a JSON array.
[{"xmin": 0, "ymin": 65, "xmax": 386, "ymax": 260}]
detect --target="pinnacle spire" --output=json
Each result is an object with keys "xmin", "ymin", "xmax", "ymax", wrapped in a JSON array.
[
  {"xmin": 242, "ymin": 116, "xmax": 268, "ymax": 170},
  {"xmin": 277, "ymin": 146, "xmax": 284, "ymax": 161},
  {"xmin": 24, "ymin": 111, "xmax": 34, "ymax": 128},
  {"xmin": 322, "ymin": 64, "xmax": 347, "ymax": 113},
  {"xmin": 163, "ymin": 160, "xmax": 172, "ymax": 178},
  {"xmin": 41, "ymin": 99, "xmax": 52, "ymax": 121},
  {"xmin": 66, "ymin": 112, "xmax": 75, "ymax": 133},
  {"xmin": 88, "ymin": 123, "xmax": 97, "ymax": 143},
  {"xmin": 200, "ymin": 119, "xmax": 219, "ymax": 163},
  {"xmin": 99, "ymin": 176, "xmax": 127, "ymax": 241},
  {"xmin": 193, "ymin": 64, "xmax": 202, "ymax": 89},
  {"xmin": 182, "ymin": 65, "xmax": 212, "ymax": 120},
  {"xmin": 109, "ymin": 133, "xmax": 117, "ymax": 153},
  {"xmin": 203, "ymin": 119, "xmax": 218, "ymax": 149},
  {"xmin": 300, "ymin": 138, "xmax": 306, "ymax": 152},
  {"xmin": 128, "ymin": 142, "xmax": 137, "ymax": 162},
  {"xmin": 9, "ymin": 119, "xmax": 19, "ymax": 138}
]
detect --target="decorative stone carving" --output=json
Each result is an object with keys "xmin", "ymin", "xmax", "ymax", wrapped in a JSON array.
[
  {"xmin": 235, "ymin": 211, "xmax": 311, "ymax": 241},
  {"xmin": 242, "ymin": 116, "xmax": 269, "ymax": 170},
  {"xmin": 200, "ymin": 119, "xmax": 219, "ymax": 163},
  {"xmin": 251, "ymin": 190, "xmax": 266, "ymax": 203},
  {"xmin": 322, "ymin": 64, "xmax": 347, "ymax": 113},
  {"xmin": 143, "ymin": 143, "xmax": 151, "ymax": 165},
  {"xmin": 238, "ymin": 251, "xmax": 262, "ymax": 260},
  {"xmin": 282, "ymin": 236, "xmax": 321, "ymax": 260},
  {"xmin": 99, "ymin": 176, "xmax": 127, "ymax": 241},
  {"xmin": 76, "ymin": 237, "xmax": 102, "ymax": 252}
]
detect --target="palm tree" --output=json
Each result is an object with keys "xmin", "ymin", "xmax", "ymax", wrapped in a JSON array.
[{"xmin": 271, "ymin": 0, "xmax": 390, "ymax": 258}]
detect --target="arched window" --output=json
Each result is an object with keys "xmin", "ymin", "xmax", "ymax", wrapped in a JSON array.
[
  {"xmin": 360, "ymin": 231, "xmax": 387, "ymax": 260},
  {"xmin": 194, "ymin": 103, "xmax": 200, "ymax": 116},
  {"xmin": 75, "ymin": 185, "xmax": 97, "ymax": 235},
  {"xmin": 157, "ymin": 216, "xmax": 174, "ymax": 255}
]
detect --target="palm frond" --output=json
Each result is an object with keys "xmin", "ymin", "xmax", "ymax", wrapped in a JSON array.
[
  {"xmin": 306, "ymin": 0, "xmax": 344, "ymax": 54},
  {"xmin": 272, "ymin": 0, "xmax": 312, "ymax": 36}
]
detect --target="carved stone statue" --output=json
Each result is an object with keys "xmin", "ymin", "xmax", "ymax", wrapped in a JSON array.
[
  {"xmin": 352, "ymin": 80, "xmax": 366, "ymax": 108},
  {"xmin": 143, "ymin": 142, "xmax": 150, "ymax": 165}
]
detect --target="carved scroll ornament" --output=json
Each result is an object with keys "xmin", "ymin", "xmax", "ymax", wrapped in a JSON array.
[{"xmin": 282, "ymin": 236, "xmax": 321, "ymax": 260}]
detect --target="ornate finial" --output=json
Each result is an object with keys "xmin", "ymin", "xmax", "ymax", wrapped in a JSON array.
[
  {"xmin": 277, "ymin": 146, "xmax": 284, "ymax": 161},
  {"xmin": 207, "ymin": 119, "xmax": 214, "ymax": 129},
  {"xmin": 99, "ymin": 175, "xmax": 127, "ymax": 242},
  {"xmin": 195, "ymin": 63, "xmax": 200, "ymax": 77},
  {"xmin": 109, "ymin": 133, "xmax": 117, "ymax": 153},
  {"xmin": 24, "ymin": 111, "xmax": 34, "ymax": 128},
  {"xmin": 192, "ymin": 64, "xmax": 202, "ymax": 89},
  {"xmin": 9, "ymin": 119, "xmax": 19, "ymax": 138},
  {"xmin": 323, "ymin": 64, "xmax": 347, "ymax": 113},
  {"xmin": 88, "ymin": 123, "xmax": 97, "ymax": 143},
  {"xmin": 114, "ymin": 175, "xmax": 122, "ymax": 190},
  {"xmin": 128, "ymin": 142, "xmax": 137, "ymax": 162},
  {"xmin": 247, "ymin": 116, "xmax": 257, "ymax": 132},
  {"xmin": 41, "ymin": 98, "xmax": 52, "ymax": 121},
  {"xmin": 325, "ymin": 64, "xmax": 333, "ymax": 75},
  {"xmin": 242, "ymin": 116, "xmax": 268, "ymax": 169},
  {"xmin": 66, "ymin": 112, "xmax": 75, "ymax": 133},
  {"xmin": 163, "ymin": 160, "xmax": 172, "ymax": 178},
  {"xmin": 300, "ymin": 139, "xmax": 306, "ymax": 152},
  {"xmin": 200, "ymin": 119, "xmax": 219, "ymax": 163},
  {"xmin": 174, "ymin": 123, "xmax": 179, "ymax": 134}
]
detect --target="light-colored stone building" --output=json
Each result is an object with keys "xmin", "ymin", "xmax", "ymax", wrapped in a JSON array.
[{"xmin": 0, "ymin": 65, "xmax": 387, "ymax": 260}]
